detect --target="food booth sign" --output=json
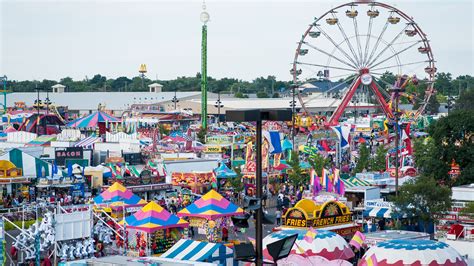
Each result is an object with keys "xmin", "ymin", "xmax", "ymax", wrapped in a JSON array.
[{"xmin": 283, "ymin": 200, "xmax": 352, "ymax": 228}]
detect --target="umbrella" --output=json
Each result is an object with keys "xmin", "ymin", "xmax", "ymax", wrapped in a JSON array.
[
  {"xmin": 274, "ymin": 163, "xmax": 289, "ymax": 171},
  {"xmin": 263, "ymin": 229, "xmax": 354, "ymax": 261},
  {"xmin": 214, "ymin": 163, "xmax": 237, "ymax": 179},
  {"xmin": 125, "ymin": 201, "xmax": 188, "ymax": 233},
  {"xmin": 67, "ymin": 111, "xmax": 120, "ymax": 128},
  {"xmin": 361, "ymin": 239, "xmax": 467, "ymax": 266},
  {"xmin": 177, "ymin": 189, "xmax": 244, "ymax": 219},
  {"xmin": 93, "ymin": 182, "xmax": 146, "ymax": 206}
]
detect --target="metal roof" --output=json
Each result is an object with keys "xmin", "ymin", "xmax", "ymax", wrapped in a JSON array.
[{"xmin": 7, "ymin": 91, "xmax": 201, "ymax": 111}]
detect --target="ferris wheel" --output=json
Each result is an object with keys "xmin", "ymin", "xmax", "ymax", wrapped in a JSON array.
[{"xmin": 292, "ymin": 1, "xmax": 436, "ymax": 126}]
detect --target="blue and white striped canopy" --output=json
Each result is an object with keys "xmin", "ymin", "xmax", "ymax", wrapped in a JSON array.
[
  {"xmin": 363, "ymin": 207, "xmax": 407, "ymax": 218},
  {"xmin": 160, "ymin": 239, "xmax": 236, "ymax": 266}
]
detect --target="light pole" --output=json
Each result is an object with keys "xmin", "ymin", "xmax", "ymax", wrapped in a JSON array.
[
  {"xmin": 35, "ymin": 85, "xmax": 42, "ymax": 135},
  {"xmin": 200, "ymin": 2, "xmax": 210, "ymax": 129},
  {"xmin": 351, "ymin": 99, "xmax": 359, "ymax": 124},
  {"xmin": 226, "ymin": 109, "xmax": 292, "ymax": 266},
  {"xmin": 0, "ymin": 75, "xmax": 7, "ymax": 113},
  {"xmin": 289, "ymin": 85, "xmax": 297, "ymax": 150},
  {"xmin": 171, "ymin": 89, "xmax": 179, "ymax": 110},
  {"xmin": 214, "ymin": 91, "xmax": 223, "ymax": 123},
  {"xmin": 45, "ymin": 88, "xmax": 51, "ymax": 115}
]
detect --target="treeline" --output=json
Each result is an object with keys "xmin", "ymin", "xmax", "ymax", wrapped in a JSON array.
[
  {"xmin": 6, "ymin": 73, "xmax": 290, "ymax": 98},
  {"xmin": 6, "ymin": 72, "xmax": 473, "ymax": 101}
]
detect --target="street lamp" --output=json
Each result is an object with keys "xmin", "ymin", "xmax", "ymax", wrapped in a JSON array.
[
  {"xmin": 226, "ymin": 109, "xmax": 292, "ymax": 266},
  {"xmin": 289, "ymin": 85, "xmax": 297, "ymax": 150},
  {"xmin": 171, "ymin": 90, "xmax": 179, "ymax": 110},
  {"xmin": 445, "ymin": 95, "xmax": 455, "ymax": 115},
  {"xmin": 44, "ymin": 88, "xmax": 51, "ymax": 115},
  {"xmin": 214, "ymin": 91, "xmax": 223, "ymax": 123},
  {"xmin": 351, "ymin": 99, "xmax": 359, "ymax": 124}
]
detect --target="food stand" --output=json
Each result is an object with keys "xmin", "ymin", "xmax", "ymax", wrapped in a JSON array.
[
  {"xmin": 282, "ymin": 199, "xmax": 362, "ymax": 239},
  {"xmin": 171, "ymin": 171, "xmax": 216, "ymax": 194}
]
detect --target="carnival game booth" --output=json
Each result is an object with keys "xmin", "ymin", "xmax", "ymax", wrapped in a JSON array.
[
  {"xmin": 361, "ymin": 239, "xmax": 467, "ymax": 266},
  {"xmin": 93, "ymin": 182, "xmax": 147, "ymax": 219},
  {"xmin": 214, "ymin": 163, "xmax": 237, "ymax": 196},
  {"xmin": 282, "ymin": 199, "xmax": 362, "ymax": 239},
  {"xmin": 171, "ymin": 171, "xmax": 216, "ymax": 194},
  {"xmin": 124, "ymin": 201, "xmax": 189, "ymax": 257},
  {"xmin": 177, "ymin": 190, "xmax": 244, "ymax": 242},
  {"xmin": 160, "ymin": 239, "xmax": 236, "ymax": 266},
  {"xmin": 263, "ymin": 229, "xmax": 354, "ymax": 261}
]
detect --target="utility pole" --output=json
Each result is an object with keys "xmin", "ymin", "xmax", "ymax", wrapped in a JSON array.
[
  {"xmin": 172, "ymin": 89, "xmax": 179, "ymax": 110},
  {"xmin": 214, "ymin": 91, "xmax": 223, "ymax": 123},
  {"xmin": 200, "ymin": 2, "xmax": 209, "ymax": 129}
]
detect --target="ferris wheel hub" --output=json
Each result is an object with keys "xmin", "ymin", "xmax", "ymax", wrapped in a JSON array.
[{"xmin": 359, "ymin": 68, "xmax": 370, "ymax": 74}]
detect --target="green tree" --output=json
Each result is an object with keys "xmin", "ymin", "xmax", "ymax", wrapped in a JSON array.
[
  {"xmin": 371, "ymin": 145, "xmax": 388, "ymax": 172},
  {"xmin": 379, "ymin": 71, "xmax": 396, "ymax": 87},
  {"xmin": 391, "ymin": 176, "xmax": 452, "ymax": 233},
  {"xmin": 459, "ymin": 202, "xmax": 474, "ymax": 220},
  {"xmin": 354, "ymin": 144, "xmax": 369, "ymax": 174},
  {"xmin": 272, "ymin": 92, "xmax": 280, "ymax": 98},
  {"xmin": 234, "ymin": 92, "xmax": 248, "ymax": 98},
  {"xmin": 426, "ymin": 110, "xmax": 474, "ymax": 185},
  {"xmin": 308, "ymin": 153, "xmax": 330, "ymax": 177},
  {"xmin": 435, "ymin": 72, "xmax": 453, "ymax": 95},
  {"xmin": 287, "ymin": 150, "xmax": 306, "ymax": 188},
  {"xmin": 256, "ymin": 91, "xmax": 269, "ymax": 98},
  {"xmin": 197, "ymin": 127, "xmax": 207, "ymax": 144},
  {"xmin": 229, "ymin": 167, "xmax": 244, "ymax": 193},
  {"xmin": 454, "ymin": 88, "xmax": 474, "ymax": 111}
]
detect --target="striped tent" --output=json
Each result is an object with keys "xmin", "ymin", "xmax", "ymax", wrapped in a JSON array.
[
  {"xmin": 160, "ymin": 239, "xmax": 236, "ymax": 266},
  {"xmin": 75, "ymin": 135, "xmax": 102, "ymax": 149},
  {"xmin": 177, "ymin": 190, "xmax": 244, "ymax": 219},
  {"xmin": 27, "ymin": 135, "xmax": 57, "ymax": 146},
  {"xmin": 67, "ymin": 111, "xmax": 120, "ymax": 128},
  {"xmin": 0, "ymin": 148, "xmax": 52, "ymax": 178},
  {"xmin": 124, "ymin": 201, "xmax": 188, "ymax": 233},
  {"xmin": 93, "ymin": 182, "xmax": 146, "ymax": 206},
  {"xmin": 341, "ymin": 176, "xmax": 372, "ymax": 188}
]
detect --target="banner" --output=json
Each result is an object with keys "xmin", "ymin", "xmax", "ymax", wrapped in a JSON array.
[
  {"xmin": 245, "ymin": 141, "xmax": 253, "ymax": 162},
  {"xmin": 262, "ymin": 140, "xmax": 269, "ymax": 170},
  {"xmin": 273, "ymin": 153, "xmax": 281, "ymax": 167}
]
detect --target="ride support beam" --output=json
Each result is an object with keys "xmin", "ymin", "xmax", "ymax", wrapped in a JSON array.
[
  {"xmin": 328, "ymin": 76, "xmax": 362, "ymax": 126},
  {"xmin": 369, "ymin": 81, "xmax": 394, "ymax": 119}
]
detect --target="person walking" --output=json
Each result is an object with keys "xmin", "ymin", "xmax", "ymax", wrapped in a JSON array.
[{"xmin": 275, "ymin": 209, "xmax": 282, "ymax": 226}]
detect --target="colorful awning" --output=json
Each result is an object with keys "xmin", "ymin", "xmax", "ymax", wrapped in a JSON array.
[
  {"xmin": 67, "ymin": 111, "xmax": 120, "ymax": 128},
  {"xmin": 125, "ymin": 201, "xmax": 188, "ymax": 233},
  {"xmin": 74, "ymin": 135, "xmax": 102, "ymax": 149},
  {"xmin": 362, "ymin": 239, "xmax": 467, "ymax": 266},
  {"xmin": 160, "ymin": 239, "xmax": 234, "ymax": 265},
  {"xmin": 27, "ymin": 135, "xmax": 57, "ymax": 146},
  {"xmin": 93, "ymin": 182, "xmax": 146, "ymax": 206},
  {"xmin": 177, "ymin": 189, "xmax": 244, "ymax": 219},
  {"xmin": 341, "ymin": 176, "xmax": 372, "ymax": 188},
  {"xmin": 214, "ymin": 163, "xmax": 237, "ymax": 179}
]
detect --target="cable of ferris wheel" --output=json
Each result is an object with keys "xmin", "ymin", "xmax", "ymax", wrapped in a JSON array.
[
  {"xmin": 302, "ymin": 42, "xmax": 357, "ymax": 69},
  {"xmin": 332, "ymin": 13, "xmax": 363, "ymax": 68},
  {"xmin": 296, "ymin": 61, "xmax": 356, "ymax": 72},
  {"xmin": 362, "ymin": 14, "xmax": 375, "ymax": 65},
  {"xmin": 365, "ymin": 19, "xmax": 389, "ymax": 68},
  {"xmin": 315, "ymin": 25, "xmax": 360, "ymax": 68},
  {"xmin": 352, "ymin": 17, "xmax": 364, "ymax": 65},
  {"xmin": 369, "ymin": 41, "xmax": 422, "ymax": 69},
  {"xmin": 366, "ymin": 24, "xmax": 412, "ymax": 67},
  {"xmin": 371, "ymin": 60, "xmax": 428, "ymax": 72},
  {"xmin": 372, "ymin": 77, "xmax": 392, "ymax": 100}
]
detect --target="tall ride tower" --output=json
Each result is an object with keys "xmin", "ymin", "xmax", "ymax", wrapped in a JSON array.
[{"xmin": 200, "ymin": 2, "xmax": 209, "ymax": 129}]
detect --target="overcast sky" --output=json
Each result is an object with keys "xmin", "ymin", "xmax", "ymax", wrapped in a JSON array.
[{"xmin": 1, "ymin": 0, "xmax": 473, "ymax": 81}]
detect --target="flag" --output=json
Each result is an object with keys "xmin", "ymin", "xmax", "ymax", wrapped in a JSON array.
[
  {"xmin": 262, "ymin": 139, "xmax": 269, "ymax": 170},
  {"xmin": 349, "ymin": 231, "xmax": 366, "ymax": 250},
  {"xmin": 334, "ymin": 168, "xmax": 345, "ymax": 195},
  {"xmin": 265, "ymin": 131, "xmax": 283, "ymax": 154},
  {"xmin": 323, "ymin": 168, "xmax": 333, "ymax": 193},
  {"xmin": 310, "ymin": 168, "xmax": 321, "ymax": 195},
  {"xmin": 303, "ymin": 227, "xmax": 317, "ymax": 243},
  {"xmin": 331, "ymin": 124, "xmax": 351, "ymax": 149},
  {"xmin": 67, "ymin": 163, "xmax": 73, "ymax": 177},
  {"xmin": 361, "ymin": 254, "xmax": 378, "ymax": 266},
  {"xmin": 247, "ymin": 237, "xmax": 256, "ymax": 246},
  {"xmin": 52, "ymin": 161, "xmax": 58, "ymax": 175},
  {"xmin": 245, "ymin": 141, "xmax": 253, "ymax": 162},
  {"xmin": 294, "ymin": 241, "xmax": 306, "ymax": 255}
]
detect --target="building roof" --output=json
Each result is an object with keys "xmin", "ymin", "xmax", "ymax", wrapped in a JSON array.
[
  {"xmin": 302, "ymin": 80, "xmax": 349, "ymax": 93},
  {"xmin": 7, "ymin": 91, "xmax": 201, "ymax": 111}
]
